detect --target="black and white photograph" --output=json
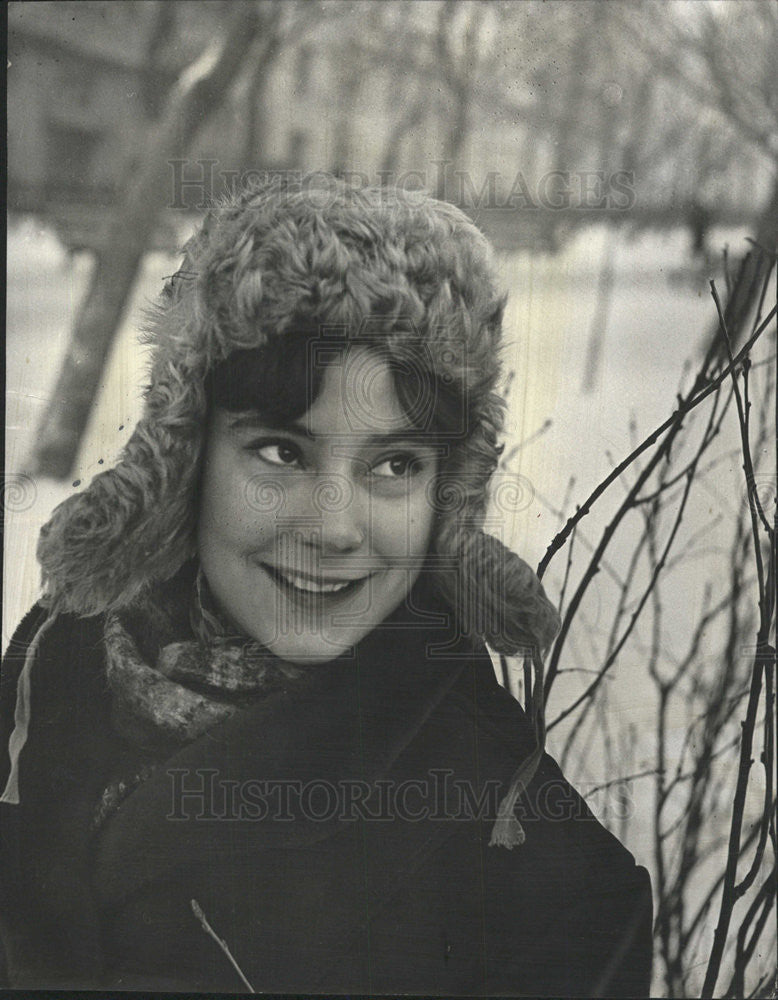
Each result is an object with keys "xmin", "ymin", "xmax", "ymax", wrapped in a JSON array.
[{"xmin": 2, "ymin": 1, "xmax": 776, "ymax": 995}]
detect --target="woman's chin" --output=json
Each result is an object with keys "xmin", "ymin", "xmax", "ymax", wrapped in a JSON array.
[{"xmin": 260, "ymin": 635, "xmax": 354, "ymax": 665}]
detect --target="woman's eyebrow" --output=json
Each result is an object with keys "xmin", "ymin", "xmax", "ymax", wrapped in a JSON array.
[
  {"xmin": 227, "ymin": 414, "xmax": 435, "ymax": 447},
  {"xmin": 360, "ymin": 431, "xmax": 438, "ymax": 448},
  {"xmin": 227, "ymin": 414, "xmax": 313, "ymax": 437}
]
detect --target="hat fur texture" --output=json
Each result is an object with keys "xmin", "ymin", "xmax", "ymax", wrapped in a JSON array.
[{"xmin": 37, "ymin": 175, "xmax": 560, "ymax": 655}]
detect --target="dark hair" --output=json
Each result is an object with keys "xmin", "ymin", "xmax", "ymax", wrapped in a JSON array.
[{"xmin": 206, "ymin": 327, "xmax": 467, "ymax": 445}]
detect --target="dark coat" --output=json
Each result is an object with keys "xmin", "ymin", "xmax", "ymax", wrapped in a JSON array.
[{"xmin": 1, "ymin": 601, "xmax": 652, "ymax": 995}]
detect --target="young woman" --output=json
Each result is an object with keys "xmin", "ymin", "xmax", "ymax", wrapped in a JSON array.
[{"xmin": 1, "ymin": 175, "xmax": 652, "ymax": 994}]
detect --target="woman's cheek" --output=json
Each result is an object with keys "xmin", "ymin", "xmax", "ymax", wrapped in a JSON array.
[
  {"xmin": 201, "ymin": 455, "xmax": 258, "ymax": 549},
  {"xmin": 405, "ymin": 480, "xmax": 437, "ymax": 556},
  {"xmin": 214, "ymin": 476, "xmax": 247, "ymax": 540}
]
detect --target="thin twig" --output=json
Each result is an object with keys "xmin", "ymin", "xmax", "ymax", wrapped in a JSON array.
[
  {"xmin": 583, "ymin": 768, "xmax": 661, "ymax": 798},
  {"xmin": 191, "ymin": 899, "xmax": 256, "ymax": 992},
  {"xmin": 537, "ymin": 304, "xmax": 776, "ymax": 580},
  {"xmin": 548, "ymin": 458, "xmax": 699, "ymax": 730},
  {"xmin": 701, "ymin": 284, "xmax": 777, "ymax": 998}
]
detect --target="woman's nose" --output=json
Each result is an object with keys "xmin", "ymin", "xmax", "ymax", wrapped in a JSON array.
[
  {"xmin": 280, "ymin": 472, "xmax": 364, "ymax": 554},
  {"xmin": 314, "ymin": 474, "xmax": 365, "ymax": 553}
]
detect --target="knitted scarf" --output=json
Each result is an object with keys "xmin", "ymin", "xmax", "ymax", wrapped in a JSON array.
[{"xmin": 103, "ymin": 562, "xmax": 310, "ymax": 750}]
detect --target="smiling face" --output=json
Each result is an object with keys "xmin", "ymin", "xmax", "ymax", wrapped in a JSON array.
[{"xmin": 197, "ymin": 346, "xmax": 439, "ymax": 663}]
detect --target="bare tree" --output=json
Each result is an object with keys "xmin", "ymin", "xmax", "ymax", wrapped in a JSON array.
[
  {"xmin": 517, "ymin": 256, "xmax": 777, "ymax": 996},
  {"xmin": 614, "ymin": 1, "xmax": 778, "ymax": 354},
  {"xmin": 29, "ymin": 2, "xmax": 328, "ymax": 480}
]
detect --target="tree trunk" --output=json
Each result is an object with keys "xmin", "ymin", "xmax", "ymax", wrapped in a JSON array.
[
  {"xmin": 332, "ymin": 67, "xmax": 363, "ymax": 174},
  {"xmin": 32, "ymin": 4, "xmax": 260, "ymax": 479},
  {"xmin": 239, "ymin": 11, "xmax": 285, "ymax": 173},
  {"xmin": 241, "ymin": 59, "xmax": 273, "ymax": 173},
  {"xmin": 433, "ymin": 2, "xmax": 483, "ymax": 202},
  {"xmin": 140, "ymin": 1, "xmax": 178, "ymax": 120},
  {"xmin": 379, "ymin": 96, "xmax": 426, "ymax": 177}
]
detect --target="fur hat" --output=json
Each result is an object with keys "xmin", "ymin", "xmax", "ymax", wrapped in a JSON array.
[{"xmin": 36, "ymin": 174, "xmax": 560, "ymax": 655}]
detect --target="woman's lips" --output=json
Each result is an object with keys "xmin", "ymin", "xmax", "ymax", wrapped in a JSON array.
[{"xmin": 261, "ymin": 564, "xmax": 372, "ymax": 598}]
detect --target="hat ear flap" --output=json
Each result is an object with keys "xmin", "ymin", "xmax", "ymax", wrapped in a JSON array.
[
  {"xmin": 37, "ymin": 284, "xmax": 211, "ymax": 618},
  {"xmin": 433, "ymin": 525, "xmax": 560, "ymax": 656},
  {"xmin": 37, "ymin": 417, "xmax": 202, "ymax": 617}
]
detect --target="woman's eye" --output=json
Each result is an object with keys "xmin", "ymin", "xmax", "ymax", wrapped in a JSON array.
[
  {"xmin": 253, "ymin": 442, "xmax": 301, "ymax": 467},
  {"xmin": 371, "ymin": 453, "xmax": 419, "ymax": 479}
]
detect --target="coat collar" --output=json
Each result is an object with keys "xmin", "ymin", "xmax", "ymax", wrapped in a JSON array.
[{"xmin": 93, "ymin": 584, "xmax": 480, "ymax": 902}]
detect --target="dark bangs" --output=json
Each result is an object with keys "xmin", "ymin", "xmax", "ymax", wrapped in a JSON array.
[
  {"xmin": 205, "ymin": 328, "xmax": 466, "ymax": 439},
  {"xmin": 205, "ymin": 328, "xmax": 327, "ymax": 427}
]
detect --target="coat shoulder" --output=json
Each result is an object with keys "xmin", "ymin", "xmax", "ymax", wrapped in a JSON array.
[
  {"xmin": 1, "ymin": 605, "xmax": 108, "ymax": 787},
  {"xmin": 441, "ymin": 652, "xmax": 654, "ymax": 995}
]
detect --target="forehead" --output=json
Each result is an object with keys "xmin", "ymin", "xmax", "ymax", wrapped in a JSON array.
[{"xmin": 301, "ymin": 346, "xmax": 411, "ymax": 436}]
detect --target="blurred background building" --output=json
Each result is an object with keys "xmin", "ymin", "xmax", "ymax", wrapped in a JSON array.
[{"xmin": 9, "ymin": 1, "xmax": 775, "ymax": 252}]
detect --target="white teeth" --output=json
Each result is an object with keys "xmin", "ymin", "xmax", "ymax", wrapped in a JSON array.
[{"xmin": 275, "ymin": 569, "xmax": 356, "ymax": 594}]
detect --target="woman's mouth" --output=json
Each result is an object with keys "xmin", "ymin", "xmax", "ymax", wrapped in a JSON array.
[{"xmin": 262, "ymin": 565, "xmax": 371, "ymax": 600}]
